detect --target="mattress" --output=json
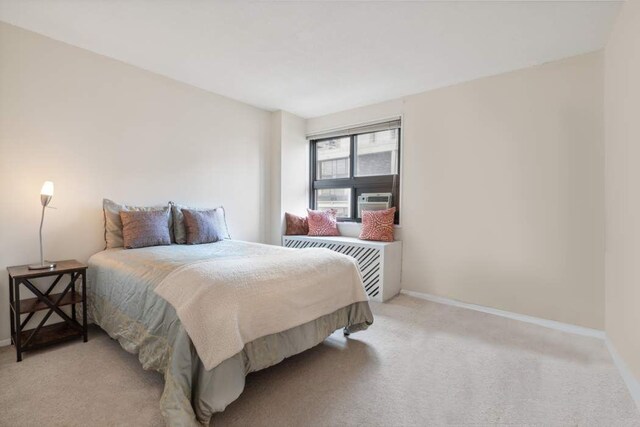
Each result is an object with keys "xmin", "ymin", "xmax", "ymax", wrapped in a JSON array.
[{"xmin": 87, "ymin": 240, "xmax": 373, "ymax": 426}]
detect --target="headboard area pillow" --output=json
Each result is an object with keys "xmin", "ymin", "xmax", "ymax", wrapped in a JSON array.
[
  {"xmin": 120, "ymin": 209, "xmax": 172, "ymax": 249},
  {"xmin": 181, "ymin": 208, "xmax": 228, "ymax": 245},
  {"xmin": 103, "ymin": 199, "xmax": 172, "ymax": 248},
  {"xmin": 170, "ymin": 202, "xmax": 230, "ymax": 244}
]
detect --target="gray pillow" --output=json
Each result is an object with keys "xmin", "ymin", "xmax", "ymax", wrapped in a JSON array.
[
  {"xmin": 181, "ymin": 208, "xmax": 229, "ymax": 245},
  {"xmin": 170, "ymin": 202, "xmax": 230, "ymax": 244},
  {"xmin": 120, "ymin": 209, "xmax": 172, "ymax": 249},
  {"xmin": 103, "ymin": 199, "xmax": 172, "ymax": 248}
]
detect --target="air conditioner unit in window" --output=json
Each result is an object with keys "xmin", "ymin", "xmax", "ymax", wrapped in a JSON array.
[{"xmin": 357, "ymin": 193, "xmax": 393, "ymax": 218}]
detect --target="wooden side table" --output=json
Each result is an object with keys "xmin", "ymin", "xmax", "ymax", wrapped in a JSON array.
[{"xmin": 7, "ymin": 260, "xmax": 88, "ymax": 362}]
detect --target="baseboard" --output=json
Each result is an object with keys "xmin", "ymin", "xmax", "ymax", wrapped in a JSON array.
[
  {"xmin": 606, "ymin": 338, "xmax": 640, "ymax": 411},
  {"xmin": 0, "ymin": 338, "xmax": 11, "ymax": 347},
  {"xmin": 400, "ymin": 289, "xmax": 605, "ymax": 339}
]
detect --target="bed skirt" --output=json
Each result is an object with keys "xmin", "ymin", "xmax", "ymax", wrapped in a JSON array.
[{"xmin": 90, "ymin": 293, "xmax": 373, "ymax": 426}]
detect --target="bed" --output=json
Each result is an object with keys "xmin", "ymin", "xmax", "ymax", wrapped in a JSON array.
[{"xmin": 87, "ymin": 239, "xmax": 373, "ymax": 426}]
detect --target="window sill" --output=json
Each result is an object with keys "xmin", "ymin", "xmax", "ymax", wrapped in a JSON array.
[
  {"xmin": 336, "ymin": 221, "xmax": 402, "ymax": 238},
  {"xmin": 337, "ymin": 219, "xmax": 401, "ymax": 227}
]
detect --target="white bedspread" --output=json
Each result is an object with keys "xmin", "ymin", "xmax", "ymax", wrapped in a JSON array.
[{"xmin": 154, "ymin": 247, "xmax": 369, "ymax": 370}]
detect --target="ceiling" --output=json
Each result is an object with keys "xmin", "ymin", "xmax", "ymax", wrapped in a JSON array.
[{"xmin": 0, "ymin": 1, "xmax": 622, "ymax": 118}]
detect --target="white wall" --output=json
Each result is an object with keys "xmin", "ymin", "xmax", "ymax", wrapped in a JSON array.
[
  {"xmin": 0, "ymin": 22, "xmax": 272, "ymax": 342},
  {"xmin": 604, "ymin": 0, "xmax": 640, "ymax": 386},
  {"xmin": 269, "ymin": 112, "xmax": 283, "ymax": 245},
  {"xmin": 280, "ymin": 112, "xmax": 308, "ymax": 220},
  {"xmin": 269, "ymin": 110, "xmax": 308, "ymax": 244},
  {"xmin": 307, "ymin": 52, "xmax": 605, "ymax": 329}
]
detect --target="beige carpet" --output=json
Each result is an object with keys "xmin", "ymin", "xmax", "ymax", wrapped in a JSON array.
[{"xmin": 0, "ymin": 294, "xmax": 638, "ymax": 426}]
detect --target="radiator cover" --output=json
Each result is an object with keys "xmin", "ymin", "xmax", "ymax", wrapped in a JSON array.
[{"xmin": 282, "ymin": 236, "xmax": 402, "ymax": 302}]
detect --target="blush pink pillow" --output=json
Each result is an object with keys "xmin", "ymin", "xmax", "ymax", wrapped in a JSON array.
[
  {"xmin": 307, "ymin": 209, "xmax": 340, "ymax": 236},
  {"xmin": 359, "ymin": 207, "xmax": 396, "ymax": 242}
]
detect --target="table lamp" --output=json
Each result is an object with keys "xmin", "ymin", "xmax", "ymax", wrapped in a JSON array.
[{"xmin": 28, "ymin": 181, "xmax": 56, "ymax": 270}]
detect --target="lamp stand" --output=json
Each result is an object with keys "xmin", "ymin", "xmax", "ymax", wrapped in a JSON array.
[{"xmin": 28, "ymin": 203, "xmax": 56, "ymax": 270}]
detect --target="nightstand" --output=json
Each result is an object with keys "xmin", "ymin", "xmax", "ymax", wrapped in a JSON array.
[{"xmin": 7, "ymin": 260, "xmax": 88, "ymax": 362}]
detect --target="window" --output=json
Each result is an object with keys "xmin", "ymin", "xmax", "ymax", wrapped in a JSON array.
[
  {"xmin": 309, "ymin": 120, "xmax": 400, "ymax": 224},
  {"xmin": 316, "ymin": 137, "xmax": 350, "ymax": 179},
  {"xmin": 315, "ymin": 188, "xmax": 351, "ymax": 218},
  {"xmin": 355, "ymin": 129, "xmax": 399, "ymax": 177}
]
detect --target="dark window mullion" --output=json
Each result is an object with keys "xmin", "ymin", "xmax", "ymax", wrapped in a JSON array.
[
  {"xmin": 309, "ymin": 140, "xmax": 316, "ymax": 209},
  {"xmin": 349, "ymin": 135, "xmax": 357, "ymax": 220},
  {"xmin": 313, "ymin": 178, "xmax": 356, "ymax": 189},
  {"xmin": 352, "ymin": 175, "xmax": 395, "ymax": 186}
]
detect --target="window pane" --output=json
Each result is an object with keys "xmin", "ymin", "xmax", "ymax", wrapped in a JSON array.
[
  {"xmin": 315, "ymin": 188, "xmax": 351, "ymax": 218},
  {"xmin": 355, "ymin": 129, "xmax": 399, "ymax": 177},
  {"xmin": 316, "ymin": 137, "xmax": 350, "ymax": 180}
]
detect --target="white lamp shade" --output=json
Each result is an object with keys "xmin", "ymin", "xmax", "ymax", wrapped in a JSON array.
[{"xmin": 40, "ymin": 181, "xmax": 54, "ymax": 197}]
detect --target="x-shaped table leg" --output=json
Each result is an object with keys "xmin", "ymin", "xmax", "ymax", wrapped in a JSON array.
[
  {"xmin": 20, "ymin": 274, "xmax": 83, "ymax": 348},
  {"xmin": 19, "ymin": 273, "xmax": 66, "ymax": 330}
]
